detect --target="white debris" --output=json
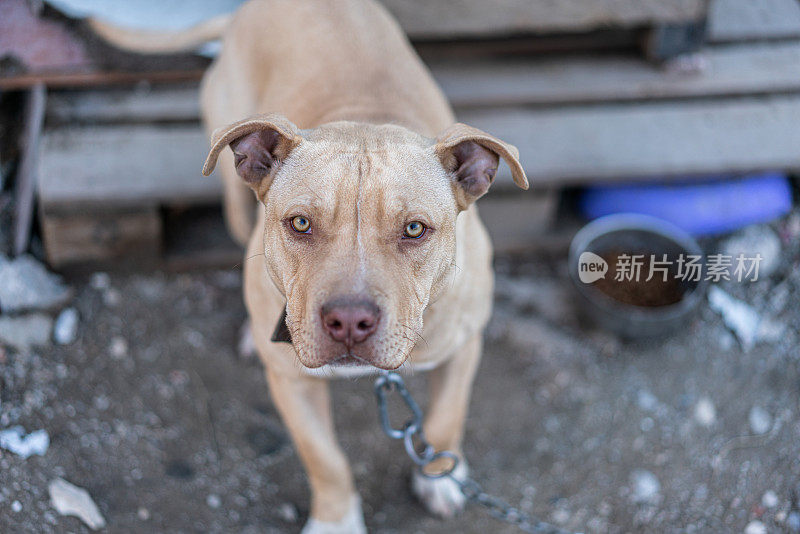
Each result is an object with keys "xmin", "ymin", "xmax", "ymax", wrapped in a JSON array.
[
  {"xmin": 277, "ymin": 502, "xmax": 298, "ymax": 523},
  {"xmin": 707, "ymin": 286, "xmax": 785, "ymax": 352},
  {"xmin": 761, "ymin": 490, "xmax": 779, "ymax": 508},
  {"xmin": 109, "ymin": 336, "xmax": 129, "ymax": 359},
  {"xmin": 749, "ymin": 406, "xmax": 772, "ymax": 435},
  {"xmin": 0, "ymin": 254, "xmax": 71, "ymax": 313},
  {"xmin": 0, "ymin": 426, "xmax": 50, "ymax": 458},
  {"xmin": 744, "ymin": 520, "xmax": 767, "ymax": 534},
  {"xmin": 206, "ymin": 494, "xmax": 221, "ymax": 509},
  {"xmin": 637, "ymin": 390, "xmax": 658, "ymax": 412},
  {"xmin": 693, "ymin": 397, "xmax": 717, "ymax": 427},
  {"xmin": 137, "ymin": 507, "xmax": 150, "ymax": 520},
  {"xmin": 48, "ymin": 478, "xmax": 106, "ymax": 530},
  {"xmin": 630, "ymin": 470, "xmax": 661, "ymax": 504},
  {"xmin": 89, "ymin": 272, "xmax": 110, "ymax": 291},
  {"xmin": 721, "ymin": 225, "xmax": 782, "ymax": 278},
  {"xmin": 53, "ymin": 308, "xmax": 79, "ymax": 345},
  {"xmin": 103, "ymin": 288, "xmax": 121, "ymax": 307},
  {"xmin": 0, "ymin": 314, "xmax": 53, "ymax": 352},
  {"xmin": 551, "ymin": 508, "xmax": 570, "ymax": 525},
  {"xmin": 238, "ymin": 321, "xmax": 257, "ymax": 359},
  {"xmin": 11, "ymin": 500, "xmax": 22, "ymax": 513}
]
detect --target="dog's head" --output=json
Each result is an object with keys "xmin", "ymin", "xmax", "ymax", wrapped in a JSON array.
[{"xmin": 203, "ymin": 114, "xmax": 527, "ymax": 370}]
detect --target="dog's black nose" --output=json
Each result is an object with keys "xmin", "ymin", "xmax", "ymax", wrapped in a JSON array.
[{"xmin": 321, "ymin": 298, "xmax": 380, "ymax": 346}]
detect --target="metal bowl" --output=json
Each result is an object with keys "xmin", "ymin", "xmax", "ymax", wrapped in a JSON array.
[{"xmin": 568, "ymin": 213, "xmax": 707, "ymax": 338}]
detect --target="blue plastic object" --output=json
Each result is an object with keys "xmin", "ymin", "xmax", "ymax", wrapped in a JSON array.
[{"xmin": 579, "ymin": 173, "xmax": 793, "ymax": 236}]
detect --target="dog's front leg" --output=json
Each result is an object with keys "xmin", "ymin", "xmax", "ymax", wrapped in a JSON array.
[
  {"xmin": 266, "ymin": 370, "xmax": 366, "ymax": 534},
  {"xmin": 413, "ymin": 333, "xmax": 482, "ymax": 518}
]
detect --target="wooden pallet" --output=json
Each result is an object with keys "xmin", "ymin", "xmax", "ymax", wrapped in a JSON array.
[{"xmin": 34, "ymin": 2, "xmax": 800, "ymax": 267}]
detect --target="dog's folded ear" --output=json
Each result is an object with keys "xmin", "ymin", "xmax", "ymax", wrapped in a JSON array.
[
  {"xmin": 202, "ymin": 113, "xmax": 302, "ymax": 196},
  {"xmin": 433, "ymin": 123, "xmax": 528, "ymax": 210}
]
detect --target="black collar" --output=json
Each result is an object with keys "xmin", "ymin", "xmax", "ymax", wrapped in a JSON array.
[{"xmin": 271, "ymin": 306, "xmax": 293, "ymax": 343}]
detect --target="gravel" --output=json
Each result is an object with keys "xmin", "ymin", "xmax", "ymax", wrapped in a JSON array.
[{"xmin": 1, "ymin": 253, "xmax": 798, "ymax": 533}]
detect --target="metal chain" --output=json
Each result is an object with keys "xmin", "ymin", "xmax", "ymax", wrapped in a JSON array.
[{"xmin": 374, "ymin": 371, "xmax": 576, "ymax": 534}]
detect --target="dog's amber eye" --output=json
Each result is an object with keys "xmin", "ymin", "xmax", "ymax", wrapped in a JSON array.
[
  {"xmin": 403, "ymin": 221, "xmax": 426, "ymax": 239},
  {"xmin": 290, "ymin": 216, "xmax": 311, "ymax": 233}
]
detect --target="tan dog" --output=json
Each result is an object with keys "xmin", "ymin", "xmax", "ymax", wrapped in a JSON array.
[{"xmin": 92, "ymin": 1, "xmax": 527, "ymax": 531}]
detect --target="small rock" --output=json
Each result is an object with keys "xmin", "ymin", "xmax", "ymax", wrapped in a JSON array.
[
  {"xmin": 744, "ymin": 520, "xmax": 766, "ymax": 534},
  {"xmin": 277, "ymin": 502, "xmax": 298, "ymax": 523},
  {"xmin": 694, "ymin": 397, "xmax": 716, "ymax": 427},
  {"xmin": 761, "ymin": 490, "xmax": 779, "ymax": 508},
  {"xmin": 787, "ymin": 511, "xmax": 800, "ymax": 532},
  {"xmin": 0, "ymin": 254, "xmax": 72, "ymax": 313},
  {"xmin": 749, "ymin": 406, "xmax": 772, "ymax": 435},
  {"xmin": 48, "ymin": 477, "xmax": 106, "ymax": 530},
  {"xmin": 137, "ymin": 507, "xmax": 150, "ymax": 520},
  {"xmin": 637, "ymin": 390, "xmax": 658, "ymax": 412},
  {"xmin": 721, "ymin": 225, "xmax": 781, "ymax": 279},
  {"xmin": 89, "ymin": 272, "xmax": 110, "ymax": 290},
  {"xmin": 206, "ymin": 494, "xmax": 221, "ymax": 509},
  {"xmin": 631, "ymin": 470, "xmax": 661, "ymax": 504},
  {"xmin": 11, "ymin": 500, "xmax": 22, "ymax": 513},
  {"xmin": 238, "ymin": 321, "xmax": 257, "ymax": 359},
  {"xmin": 551, "ymin": 508, "xmax": 570, "ymax": 525},
  {"xmin": 0, "ymin": 314, "xmax": 52, "ymax": 352},
  {"xmin": 103, "ymin": 288, "xmax": 121, "ymax": 307},
  {"xmin": 53, "ymin": 308, "xmax": 79, "ymax": 345},
  {"xmin": 0, "ymin": 426, "xmax": 49, "ymax": 458},
  {"xmin": 708, "ymin": 286, "xmax": 761, "ymax": 351},
  {"xmin": 109, "ymin": 336, "xmax": 128, "ymax": 359}
]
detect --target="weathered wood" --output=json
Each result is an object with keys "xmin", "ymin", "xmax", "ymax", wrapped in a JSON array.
[
  {"xmin": 0, "ymin": 69, "xmax": 205, "ymax": 90},
  {"xmin": 708, "ymin": 0, "xmax": 800, "ymax": 42},
  {"xmin": 13, "ymin": 82, "xmax": 46, "ymax": 255},
  {"xmin": 435, "ymin": 41, "xmax": 800, "ymax": 107},
  {"xmin": 40, "ymin": 206, "xmax": 161, "ymax": 267},
  {"xmin": 460, "ymin": 95, "xmax": 800, "ymax": 187},
  {"xmin": 48, "ymin": 41, "xmax": 800, "ymax": 124},
  {"xmin": 37, "ymin": 93, "xmax": 800, "ymax": 202},
  {"xmin": 47, "ymin": 84, "xmax": 200, "ymax": 124},
  {"xmin": 37, "ymin": 124, "xmax": 220, "ymax": 208},
  {"xmin": 642, "ymin": 20, "xmax": 708, "ymax": 62},
  {"xmin": 380, "ymin": 0, "xmax": 706, "ymax": 38},
  {"xmin": 476, "ymin": 191, "xmax": 559, "ymax": 253}
]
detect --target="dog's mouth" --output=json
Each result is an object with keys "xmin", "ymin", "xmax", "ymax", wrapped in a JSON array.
[{"xmin": 329, "ymin": 353, "xmax": 371, "ymax": 367}]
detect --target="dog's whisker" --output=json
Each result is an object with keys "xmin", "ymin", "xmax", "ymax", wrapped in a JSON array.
[{"xmin": 233, "ymin": 252, "xmax": 266, "ymax": 270}]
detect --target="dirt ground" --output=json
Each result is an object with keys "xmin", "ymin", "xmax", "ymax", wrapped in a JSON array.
[{"xmin": 1, "ymin": 250, "xmax": 798, "ymax": 533}]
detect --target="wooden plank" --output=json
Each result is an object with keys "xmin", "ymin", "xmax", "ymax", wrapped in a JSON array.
[
  {"xmin": 37, "ymin": 124, "xmax": 220, "ymax": 207},
  {"xmin": 40, "ymin": 206, "xmax": 161, "ymax": 267},
  {"xmin": 48, "ymin": 85, "xmax": 200, "ymax": 124},
  {"xmin": 380, "ymin": 0, "xmax": 706, "ymax": 39},
  {"xmin": 49, "ymin": 41, "xmax": 800, "ymax": 124},
  {"xmin": 13, "ymin": 83, "xmax": 46, "ymax": 255},
  {"xmin": 0, "ymin": 69, "xmax": 205, "ymax": 91},
  {"xmin": 434, "ymin": 41, "xmax": 800, "ymax": 107},
  {"xmin": 38, "ymin": 94, "xmax": 800, "ymax": 200},
  {"xmin": 708, "ymin": 0, "xmax": 800, "ymax": 42},
  {"xmin": 458, "ymin": 95, "xmax": 800, "ymax": 187}
]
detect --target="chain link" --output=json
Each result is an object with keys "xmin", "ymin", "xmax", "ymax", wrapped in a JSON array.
[{"xmin": 374, "ymin": 371, "xmax": 576, "ymax": 534}]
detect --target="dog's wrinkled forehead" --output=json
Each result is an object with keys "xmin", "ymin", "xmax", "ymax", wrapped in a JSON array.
[
  {"xmin": 269, "ymin": 122, "xmax": 455, "ymax": 209},
  {"xmin": 301, "ymin": 121, "xmax": 430, "ymax": 149}
]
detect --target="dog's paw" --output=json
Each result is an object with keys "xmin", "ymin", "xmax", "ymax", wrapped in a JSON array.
[
  {"xmin": 301, "ymin": 494, "xmax": 366, "ymax": 534},
  {"xmin": 411, "ymin": 459, "xmax": 469, "ymax": 518}
]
